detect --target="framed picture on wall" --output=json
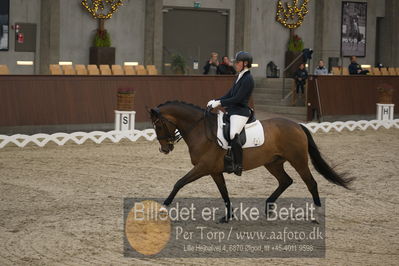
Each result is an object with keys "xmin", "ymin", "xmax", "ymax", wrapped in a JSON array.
[
  {"xmin": 0, "ymin": 0, "xmax": 9, "ymax": 51},
  {"xmin": 341, "ymin": 1, "xmax": 367, "ymax": 57}
]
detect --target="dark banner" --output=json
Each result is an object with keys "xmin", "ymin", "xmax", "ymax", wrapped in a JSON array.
[
  {"xmin": 0, "ymin": 0, "xmax": 9, "ymax": 51},
  {"xmin": 341, "ymin": 1, "xmax": 367, "ymax": 57}
]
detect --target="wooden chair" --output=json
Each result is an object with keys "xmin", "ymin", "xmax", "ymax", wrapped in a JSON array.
[
  {"xmin": 395, "ymin": 68, "xmax": 399, "ymax": 76},
  {"xmin": 342, "ymin": 68, "xmax": 349, "ymax": 75},
  {"xmin": 135, "ymin": 65, "xmax": 145, "ymax": 70},
  {"xmin": 147, "ymin": 68, "xmax": 158, "ymax": 75},
  {"xmin": 100, "ymin": 68, "xmax": 112, "ymax": 75},
  {"xmin": 388, "ymin": 68, "xmax": 397, "ymax": 76},
  {"xmin": 0, "ymin": 64, "xmax": 10, "ymax": 75},
  {"xmin": 123, "ymin": 65, "xmax": 136, "ymax": 75},
  {"xmin": 99, "ymin": 64, "xmax": 110, "ymax": 70},
  {"xmin": 146, "ymin": 65, "xmax": 158, "ymax": 75},
  {"xmin": 136, "ymin": 68, "xmax": 148, "ymax": 75},
  {"xmin": 49, "ymin": 64, "xmax": 62, "ymax": 75},
  {"xmin": 87, "ymin": 64, "xmax": 100, "ymax": 75},
  {"xmin": 371, "ymin": 67, "xmax": 381, "ymax": 75},
  {"xmin": 331, "ymin": 67, "xmax": 340, "ymax": 75},
  {"xmin": 380, "ymin": 67, "xmax": 390, "ymax": 76},
  {"xmin": 362, "ymin": 67, "xmax": 372, "ymax": 75},
  {"xmin": 61, "ymin": 65, "xmax": 76, "ymax": 75},
  {"xmin": 111, "ymin": 65, "xmax": 124, "ymax": 75},
  {"xmin": 99, "ymin": 64, "xmax": 112, "ymax": 75},
  {"xmin": 75, "ymin": 64, "xmax": 88, "ymax": 75}
]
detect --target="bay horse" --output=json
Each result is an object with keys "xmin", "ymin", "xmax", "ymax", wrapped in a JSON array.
[{"xmin": 149, "ymin": 101, "xmax": 353, "ymax": 222}]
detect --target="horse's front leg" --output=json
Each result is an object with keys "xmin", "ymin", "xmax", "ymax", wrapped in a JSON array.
[
  {"xmin": 211, "ymin": 173, "xmax": 233, "ymax": 223},
  {"xmin": 163, "ymin": 165, "xmax": 207, "ymax": 206}
]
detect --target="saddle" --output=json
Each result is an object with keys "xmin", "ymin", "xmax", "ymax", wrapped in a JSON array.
[
  {"xmin": 217, "ymin": 110, "xmax": 265, "ymax": 150},
  {"xmin": 222, "ymin": 109, "xmax": 256, "ymax": 144}
]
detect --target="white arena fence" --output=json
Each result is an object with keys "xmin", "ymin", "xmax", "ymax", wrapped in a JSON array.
[
  {"xmin": 0, "ymin": 119, "xmax": 398, "ymax": 148},
  {"xmin": 303, "ymin": 119, "xmax": 399, "ymax": 133}
]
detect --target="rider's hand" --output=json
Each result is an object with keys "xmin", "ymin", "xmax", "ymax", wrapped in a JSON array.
[
  {"xmin": 208, "ymin": 100, "xmax": 221, "ymax": 109},
  {"xmin": 207, "ymin": 100, "xmax": 215, "ymax": 108}
]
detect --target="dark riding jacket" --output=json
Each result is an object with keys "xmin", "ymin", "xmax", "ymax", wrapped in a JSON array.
[{"xmin": 217, "ymin": 70, "xmax": 254, "ymax": 117}]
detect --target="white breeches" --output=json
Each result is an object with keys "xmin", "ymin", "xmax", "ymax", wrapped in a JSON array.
[{"xmin": 230, "ymin": 115, "xmax": 249, "ymax": 140}]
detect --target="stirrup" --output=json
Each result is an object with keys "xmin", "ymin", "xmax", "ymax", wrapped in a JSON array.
[{"xmin": 234, "ymin": 166, "xmax": 242, "ymax": 176}]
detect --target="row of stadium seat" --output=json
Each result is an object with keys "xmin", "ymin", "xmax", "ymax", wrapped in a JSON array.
[
  {"xmin": 0, "ymin": 65, "xmax": 10, "ymax": 74},
  {"xmin": 2, "ymin": 63, "xmax": 399, "ymax": 76},
  {"xmin": 331, "ymin": 66, "xmax": 399, "ymax": 76},
  {"xmin": 0, "ymin": 64, "xmax": 158, "ymax": 75},
  {"xmin": 49, "ymin": 64, "xmax": 158, "ymax": 75}
]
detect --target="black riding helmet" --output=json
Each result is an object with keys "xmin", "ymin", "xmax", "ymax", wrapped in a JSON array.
[{"xmin": 235, "ymin": 51, "xmax": 253, "ymax": 68}]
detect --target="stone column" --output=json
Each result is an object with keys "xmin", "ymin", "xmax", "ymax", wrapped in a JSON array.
[
  {"xmin": 313, "ymin": 0, "xmax": 325, "ymax": 64},
  {"xmin": 39, "ymin": 0, "xmax": 60, "ymax": 74},
  {"xmin": 144, "ymin": 0, "xmax": 162, "ymax": 71},
  {"xmin": 234, "ymin": 0, "xmax": 251, "ymax": 53},
  {"xmin": 378, "ymin": 0, "xmax": 399, "ymax": 67}
]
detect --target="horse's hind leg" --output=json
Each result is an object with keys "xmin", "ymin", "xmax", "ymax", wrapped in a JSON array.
[
  {"xmin": 264, "ymin": 160, "xmax": 293, "ymax": 215},
  {"xmin": 292, "ymin": 163, "xmax": 323, "ymax": 223},
  {"xmin": 291, "ymin": 161, "xmax": 321, "ymax": 208}
]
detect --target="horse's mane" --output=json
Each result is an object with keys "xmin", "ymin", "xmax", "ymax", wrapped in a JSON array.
[
  {"xmin": 157, "ymin": 100, "xmax": 217, "ymax": 142},
  {"xmin": 157, "ymin": 100, "xmax": 206, "ymax": 113}
]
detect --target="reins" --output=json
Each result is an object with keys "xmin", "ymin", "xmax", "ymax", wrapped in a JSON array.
[
  {"xmin": 204, "ymin": 107, "xmax": 224, "ymax": 146},
  {"xmin": 154, "ymin": 114, "xmax": 204, "ymax": 145},
  {"xmin": 153, "ymin": 105, "xmax": 222, "ymax": 146}
]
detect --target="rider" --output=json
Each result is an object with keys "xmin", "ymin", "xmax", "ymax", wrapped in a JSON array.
[{"xmin": 207, "ymin": 51, "xmax": 254, "ymax": 176}]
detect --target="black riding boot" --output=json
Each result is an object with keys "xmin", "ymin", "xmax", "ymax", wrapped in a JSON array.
[
  {"xmin": 224, "ymin": 147, "xmax": 234, "ymax": 174},
  {"xmin": 231, "ymin": 134, "xmax": 243, "ymax": 176}
]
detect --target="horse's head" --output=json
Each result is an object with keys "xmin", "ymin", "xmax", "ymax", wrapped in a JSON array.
[{"xmin": 149, "ymin": 107, "xmax": 177, "ymax": 154}]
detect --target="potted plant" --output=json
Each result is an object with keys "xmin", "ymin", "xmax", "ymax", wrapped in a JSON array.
[
  {"xmin": 93, "ymin": 28, "xmax": 111, "ymax": 47},
  {"xmin": 81, "ymin": 1, "xmax": 124, "ymax": 66},
  {"xmin": 89, "ymin": 20, "xmax": 116, "ymax": 65},
  {"xmin": 288, "ymin": 34, "xmax": 304, "ymax": 52},
  {"xmin": 285, "ymin": 33, "xmax": 304, "ymax": 78},
  {"xmin": 117, "ymin": 88, "xmax": 135, "ymax": 111},
  {"xmin": 171, "ymin": 54, "xmax": 186, "ymax": 75}
]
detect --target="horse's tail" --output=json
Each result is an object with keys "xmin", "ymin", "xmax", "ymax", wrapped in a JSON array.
[{"xmin": 300, "ymin": 124, "xmax": 354, "ymax": 189}]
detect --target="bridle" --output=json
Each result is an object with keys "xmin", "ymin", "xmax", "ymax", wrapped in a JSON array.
[
  {"xmin": 152, "ymin": 111, "xmax": 205, "ymax": 145},
  {"xmin": 153, "ymin": 116, "xmax": 183, "ymax": 145}
]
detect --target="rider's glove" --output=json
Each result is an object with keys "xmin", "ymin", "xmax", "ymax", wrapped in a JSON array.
[{"xmin": 207, "ymin": 100, "xmax": 221, "ymax": 109}]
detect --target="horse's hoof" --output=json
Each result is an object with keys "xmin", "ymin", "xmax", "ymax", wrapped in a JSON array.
[
  {"xmin": 163, "ymin": 199, "xmax": 171, "ymax": 206},
  {"xmin": 265, "ymin": 212, "xmax": 273, "ymax": 220},
  {"xmin": 218, "ymin": 216, "xmax": 229, "ymax": 224}
]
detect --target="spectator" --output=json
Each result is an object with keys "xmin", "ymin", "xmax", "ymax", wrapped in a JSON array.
[
  {"xmin": 294, "ymin": 63, "xmax": 308, "ymax": 95},
  {"xmin": 203, "ymin": 52, "xmax": 220, "ymax": 75},
  {"xmin": 314, "ymin": 59, "xmax": 328, "ymax": 75},
  {"xmin": 348, "ymin": 56, "xmax": 369, "ymax": 75},
  {"xmin": 218, "ymin": 56, "xmax": 236, "ymax": 75}
]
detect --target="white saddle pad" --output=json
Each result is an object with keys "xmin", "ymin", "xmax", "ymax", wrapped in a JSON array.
[{"xmin": 216, "ymin": 111, "xmax": 265, "ymax": 150}]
